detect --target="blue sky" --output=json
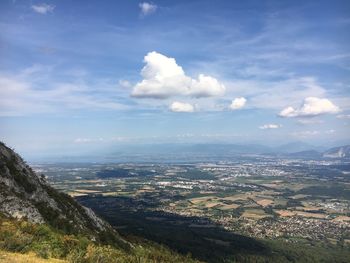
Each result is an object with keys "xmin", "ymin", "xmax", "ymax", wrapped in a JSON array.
[{"xmin": 0, "ymin": 0, "xmax": 350, "ymax": 157}]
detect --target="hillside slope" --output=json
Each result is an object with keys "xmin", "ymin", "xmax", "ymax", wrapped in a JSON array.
[
  {"xmin": 0, "ymin": 142, "xmax": 128, "ymax": 246},
  {"xmin": 0, "ymin": 213, "xmax": 199, "ymax": 262},
  {"xmin": 0, "ymin": 142, "xmax": 201, "ymax": 262}
]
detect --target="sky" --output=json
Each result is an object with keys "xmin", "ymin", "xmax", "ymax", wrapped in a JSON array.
[{"xmin": 0, "ymin": 0, "xmax": 350, "ymax": 158}]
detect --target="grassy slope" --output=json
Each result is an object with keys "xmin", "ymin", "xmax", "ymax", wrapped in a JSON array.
[
  {"xmin": 0, "ymin": 214, "xmax": 201, "ymax": 263},
  {"xmin": 0, "ymin": 251, "xmax": 67, "ymax": 263}
]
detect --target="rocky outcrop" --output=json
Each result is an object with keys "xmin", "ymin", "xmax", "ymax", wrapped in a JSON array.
[{"xmin": 0, "ymin": 142, "xmax": 126, "ymax": 245}]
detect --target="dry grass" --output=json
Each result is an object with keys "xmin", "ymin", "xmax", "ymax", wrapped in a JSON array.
[
  {"xmin": 205, "ymin": 202, "xmax": 221, "ymax": 208},
  {"xmin": 102, "ymin": 192, "xmax": 120, "ymax": 196},
  {"xmin": 0, "ymin": 251, "xmax": 67, "ymax": 263},
  {"xmin": 296, "ymin": 205, "xmax": 320, "ymax": 212},
  {"xmin": 291, "ymin": 194, "xmax": 309, "ymax": 199},
  {"xmin": 74, "ymin": 189, "xmax": 102, "ymax": 193},
  {"xmin": 222, "ymin": 193, "xmax": 254, "ymax": 202},
  {"xmin": 189, "ymin": 196, "xmax": 215, "ymax": 204},
  {"xmin": 256, "ymin": 199, "xmax": 274, "ymax": 207},
  {"xmin": 275, "ymin": 209, "xmax": 327, "ymax": 219},
  {"xmin": 67, "ymin": 192, "xmax": 88, "ymax": 197},
  {"xmin": 136, "ymin": 189, "xmax": 154, "ymax": 194},
  {"xmin": 332, "ymin": 216, "xmax": 350, "ymax": 222},
  {"xmin": 241, "ymin": 209, "xmax": 271, "ymax": 219},
  {"xmin": 295, "ymin": 211, "xmax": 327, "ymax": 219},
  {"xmin": 285, "ymin": 184, "xmax": 310, "ymax": 191},
  {"xmin": 275, "ymin": 210, "xmax": 295, "ymax": 217},
  {"xmin": 217, "ymin": 204, "xmax": 240, "ymax": 210}
]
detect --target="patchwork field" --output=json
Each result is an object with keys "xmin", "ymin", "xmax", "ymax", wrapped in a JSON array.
[
  {"xmin": 39, "ymin": 160, "xmax": 350, "ymax": 261},
  {"xmin": 241, "ymin": 209, "xmax": 272, "ymax": 219}
]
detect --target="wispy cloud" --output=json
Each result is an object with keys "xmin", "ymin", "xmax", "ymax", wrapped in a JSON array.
[
  {"xmin": 279, "ymin": 97, "xmax": 340, "ymax": 118},
  {"xmin": 259, "ymin": 124, "xmax": 282, "ymax": 130},
  {"xmin": 118, "ymin": 79, "xmax": 132, "ymax": 88},
  {"xmin": 225, "ymin": 76, "xmax": 328, "ymax": 110},
  {"xmin": 74, "ymin": 137, "xmax": 104, "ymax": 143},
  {"xmin": 0, "ymin": 66, "xmax": 129, "ymax": 116},
  {"xmin": 139, "ymin": 2, "xmax": 157, "ymax": 16},
  {"xmin": 31, "ymin": 3, "xmax": 55, "ymax": 14},
  {"xmin": 291, "ymin": 130, "xmax": 320, "ymax": 138},
  {"xmin": 297, "ymin": 119, "xmax": 324, "ymax": 125},
  {"xmin": 291, "ymin": 129, "xmax": 336, "ymax": 138}
]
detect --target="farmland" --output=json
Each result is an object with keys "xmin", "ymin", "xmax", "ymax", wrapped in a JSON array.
[{"xmin": 32, "ymin": 156, "xmax": 350, "ymax": 261}]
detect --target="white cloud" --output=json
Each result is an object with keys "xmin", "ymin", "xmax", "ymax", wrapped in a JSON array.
[
  {"xmin": 0, "ymin": 69, "xmax": 128, "ymax": 116},
  {"xmin": 131, "ymin": 51, "xmax": 225, "ymax": 99},
  {"xmin": 279, "ymin": 106, "xmax": 296, "ymax": 117},
  {"xmin": 139, "ymin": 2, "xmax": 157, "ymax": 16},
  {"xmin": 229, "ymin": 97, "xmax": 246, "ymax": 110},
  {"xmin": 325, "ymin": 129, "xmax": 335, "ymax": 134},
  {"xmin": 74, "ymin": 138, "xmax": 104, "ymax": 143},
  {"xmin": 279, "ymin": 97, "xmax": 340, "ymax": 118},
  {"xmin": 291, "ymin": 130, "xmax": 320, "ymax": 138},
  {"xmin": 118, "ymin": 79, "xmax": 132, "ymax": 88},
  {"xmin": 226, "ymin": 77, "xmax": 327, "ymax": 110},
  {"xmin": 31, "ymin": 3, "xmax": 55, "ymax": 14},
  {"xmin": 291, "ymin": 129, "xmax": 336, "ymax": 138},
  {"xmin": 297, "ymin": 119, "xmax": 324, "ymax": 125},
  {"xmin": 259, "ymin": 124, "xmax": 282, "ymax": 129},
  {"xmin": 169, "ymin": 101, "xmax": 194, "ymax": 112}
]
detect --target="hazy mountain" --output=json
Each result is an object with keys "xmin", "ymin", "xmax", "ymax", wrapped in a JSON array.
[
  {"xmin": 323, "ymin": 145, "xmax": 350, "ymax": 158},
  {"xmin": 22, "ymin": 142, "xmax": 350, "ymax": 163},
  {"xmin": 286, "ymin": 150, "xmax": 322, "ymax": 159},
  {"xmin": 274, "ymin": 141, "xmax": 324, "ymax": 153},
  {"xmin": 111, "ymin": 143, "xmax": 273, "ymax": 155}
]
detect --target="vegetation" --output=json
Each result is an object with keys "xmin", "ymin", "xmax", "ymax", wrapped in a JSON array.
[
  {"xmin": 78, "ymin": 196, "xmax": 350, "ymax": 263},
  {"xmin": 97, "ymin": 168, "xmax": 156, "ymax": 178},
  {"xmin": 0, "ymin": 214, "xmax": 200, "ymax": 263},
  {"xmin": 0, "ymin": 251, "xmax": 66, "ymax": 263},
  {"xmin": 298, "ymin": 185, "xmax": 350, "ymax": 200},
  {"xmin": 2, "ymin": 142, "xmax": 350, "ymax": 262},
  {"xmin": 97, "ymin": 169, "xmax": 131, "ymax": 178},
  {"xmin": 6, "ymin": 157, "xmax": 37, "ymax": 193},
  {"xmin": 178, "ymin": 169, "xmax": 215, "ymax": 180}
]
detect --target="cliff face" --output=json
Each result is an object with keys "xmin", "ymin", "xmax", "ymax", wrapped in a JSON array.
[{"xmin": 0, "ymin": 142, "xmax": 124, "ymax": 244}]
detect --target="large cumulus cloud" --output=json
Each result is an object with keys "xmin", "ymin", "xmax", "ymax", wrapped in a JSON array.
[
  {"xmin": 279, "ymin": 97, "xmax": 340, "ymax": 118},
  {"xmin": 131, "ymin": 51, "xmax": 225, "ymax": 99}
]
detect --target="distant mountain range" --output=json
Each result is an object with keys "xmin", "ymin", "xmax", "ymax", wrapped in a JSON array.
[
  {"xmin": 323, "ymin": 145, "xmax": 350, "ymax": 158},
  {"xmin": 281, "ymin": 145, "xmax": 350, "ymax": 159},
  {"xmin": 111, "ymin": 141, "xmax": 323, "ymax": 155},
  {"xmin": 111, "ymin": 143, "xmax": 350, "ymax": 159},
  {"xmin": 22, "ymin": 142, "xmax": 350, "ymax": 163}
]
